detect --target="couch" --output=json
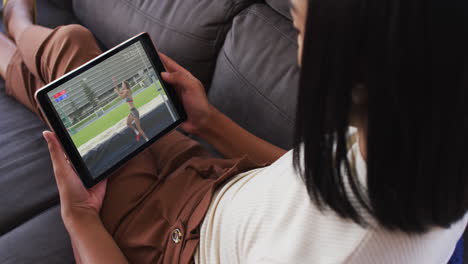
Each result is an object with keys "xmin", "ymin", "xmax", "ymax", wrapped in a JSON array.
[{"xmin": 0, "ymin": 0, "xmax": 299, "ymax": 262}]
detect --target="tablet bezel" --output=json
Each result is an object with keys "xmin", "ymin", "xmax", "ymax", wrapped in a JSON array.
[{"xmin": 35, "ymin": 33, "xmax": 187, "ymax": 188}]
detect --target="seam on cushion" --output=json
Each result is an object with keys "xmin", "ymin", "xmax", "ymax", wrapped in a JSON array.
[
  {"xmin": 265, "ymin": 0, "xmax": 293, "ymax": 21},
  {"xmin": 206, "ymin": 0, "xmax": 238, "ymax": 89},
  {"xmin": 0, "ymin": 196, "xmax": 60, "ymax": 237},
  {"xmin": 236, "ymin": 5, "xmax": 298, "ymax": 45},
  {"xmin": 120, "ymin": 0, "xmax": 217, "ymax": 44},
  {"xmin": 208, "ymin": 1, "xmax": 259, "ymax": 89},
  {"xmin": 219, "ymin": 50, "xmax": 294, "ymax": 125},
  {"xmin": 213, "ymin": 1, "xmax": 239, "ymax": 51},
  {"xmin": 213, "ymin": 1, "xmax": 264, "ymax": 50}
]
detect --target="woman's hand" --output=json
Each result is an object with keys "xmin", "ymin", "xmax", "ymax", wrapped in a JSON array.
[
  {"xmin": 159, "ymin": 53, "xmax": 214, "ymax": 135},
  {"xmin": 43, "ymin": 131, "xmax": 107, "ymax": 226},
  {"xmin": 158, "ymin": 53, "xmax": 286, "ymax": 163}
]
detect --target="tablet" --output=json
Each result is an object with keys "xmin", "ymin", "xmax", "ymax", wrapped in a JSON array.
[{"xmin": 35, "ymin": 33, "xmax": 186, "ymax": 188}]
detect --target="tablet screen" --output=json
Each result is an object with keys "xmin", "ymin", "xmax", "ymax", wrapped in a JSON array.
[{"xmin": 45, "ymin": 40, "xmax": 180, "ymax": 179}]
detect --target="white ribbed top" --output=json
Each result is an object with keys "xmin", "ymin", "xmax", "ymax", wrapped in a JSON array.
[{"xmin": 194, "ymin": 130, "xmax": 468, "ymax": 264}]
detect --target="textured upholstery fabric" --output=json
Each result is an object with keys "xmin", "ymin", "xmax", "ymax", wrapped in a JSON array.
[
  {"xmin": 0, "ymin": 1, "xmax": 77, "ymax": 262},
  {"xmin": 0, "ymin": 0, "xmax": 79, "ymax": 234},
  {"xmin": 208, "ymin": 4, "xmax": 300, "ymax": 149},
  {"xmin": 0, "ymin": 206, "xmax": 73, "ymax": 264},
  {"xmin": 0, "ymin": 81, "xmax": 73, "ymax": 264},
  {"xmin": 0, "ymin": 55, "xmax": 72, "ymax": 264},
  {"xmin": 0, "ymin": 83, "xmax": 59, "ymax": 235},
  {"xmin": 38, "ymin": 0, "xmax": 74, "ymax": 17},
  {"xmin": 72, "ymin": 0, "xmax": 255, "ymax": 88},
  {"xmin": 266, "ymin": 0, "xmax": 292, "ymax": 20}
]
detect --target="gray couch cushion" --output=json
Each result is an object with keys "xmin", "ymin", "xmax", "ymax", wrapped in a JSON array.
[
  {"xmin": 72, "ymin": 0, "xmax": 256, "ymax": 88},
  {"xmin": 0, "ymin": 206, "xmax": 73, "ymax": 264},
  {"xmin": 0, "ymin": 0, "xmax": 80, "ymax": 236},
  {"xmin": 39, "ymin": 0, "xmax": 74, "ymax": 17},
  {"xmin": 0, "ymin": 0, "xmax": 79, "ymax": 41},
  {"xmin": 266, "ymin": 0, "xmax": 292, "ymax": 20},
  {"xmin": 36, "ymin": 0, "xmax": 79, "ymax": 28},
  {"xmin": 0, "ymin": 0, "xmax": 78, "ymax": 29},
  {"xmin": 208, "ymin": 4, "xmax": 300, "ymax": 149},
  {"xmin": 0, "ymin": 83, "xmax": 59, "ymax": 235},
  {"xmin": 0, "ymin": 1, "xmax": 77, "ymax": 261}
]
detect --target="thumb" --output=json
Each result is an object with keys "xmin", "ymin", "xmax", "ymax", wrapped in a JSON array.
[
  {"xmin": 43, "ymin": 131, "xmax": 75, "ymax": 188},
  {"xmin": 161, "ymin": 71, "xmax": 191, "ymax": 90},
  {"xmin": 43, "ymin": 131, "xmax": 67, "ymax": 167}
]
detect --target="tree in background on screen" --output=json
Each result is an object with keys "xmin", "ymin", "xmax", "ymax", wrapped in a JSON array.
[
  {"xmin": 81, "ymin": 79, "xmax": 99, "ymax": 110},
  {"xmin": 69, "ymin": 100, "xmax": 83, "ymax": 124}
]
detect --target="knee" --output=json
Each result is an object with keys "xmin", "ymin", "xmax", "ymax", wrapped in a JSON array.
[
  {"xmin": 44, "ymin": 24, "xmax": 101, "ymax": 81},
  {"xmin": 54, "ymin": 24, "xmax": 100, "ymax": 61},
  {"xmin": 56, "ymin": 25, "xmax": 95, "ymax": 45}
]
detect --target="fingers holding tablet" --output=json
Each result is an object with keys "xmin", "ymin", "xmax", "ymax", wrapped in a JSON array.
[
  {"xmin": 44, "ymin": 130, "xmax": 109, "ymax": 217},
  {"xmin": 43, "ymin": 131, "xmax": 84, "ymax": 194},
  {"xmin": 158, "ymin": 52, "xmax": 187, "ymax": 74}
]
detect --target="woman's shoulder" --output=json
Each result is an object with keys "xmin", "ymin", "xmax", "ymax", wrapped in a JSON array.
[
  {"xmin": 220, "ymin": 149, "xmax": 371, "ymax": 263},
  {"xmin": 224, "ymin": 139, "xmax": 466, "ymax": 263}
]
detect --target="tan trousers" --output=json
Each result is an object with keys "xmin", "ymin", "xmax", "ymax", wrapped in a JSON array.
[{"xmin": 5, "ymin": 24, "xmax": 262, "ymax": 263}]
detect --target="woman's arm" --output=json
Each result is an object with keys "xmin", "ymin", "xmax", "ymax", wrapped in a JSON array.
[
  {"xmin": 43, "ymin": 131, "xmax": 128, "ymax": 264},
  {"xmin": 65, "ymin": 211, "xmax": 128, "ymax": 264},
  {"xmin": 112, "ymin": 78, "xmax": 125, "ymax": 99},
  {"xmin": 71, "ymin": 238, "xmax": 82, "ymax": 264},
  {"xmin": 114, "ymin": 87, "xmax": 122, "ymax": 98},
  {"xmin": 198, "ymin": 106, "xmax": 286, "ymax": 163},
  {"xmin": 159, "ymin": 54, "xmax": 286, "ymax": 164}
]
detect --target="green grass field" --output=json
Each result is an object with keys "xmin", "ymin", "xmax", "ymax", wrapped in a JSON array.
[{"xmin": 71, "ymin": 84, "xmax": 161, "ymax": 148}]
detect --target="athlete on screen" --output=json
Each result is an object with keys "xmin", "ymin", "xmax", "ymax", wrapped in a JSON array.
[{"xmin": 113, "ymin": 78, "xmax": 149, "ymax": 142}]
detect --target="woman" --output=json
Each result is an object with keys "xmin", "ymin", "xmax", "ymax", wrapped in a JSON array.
[
  {"xmin": 113, "ymin": 78, "xmax": 149, "ymax": 142},
  {"xmin": 1, "ymin": 0, "xmax": 467, "ymax": 263}
]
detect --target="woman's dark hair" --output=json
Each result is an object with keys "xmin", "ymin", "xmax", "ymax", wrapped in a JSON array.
[{"xmin": 293, "ymin": 0, "xmax": 468, "ymax": 233}]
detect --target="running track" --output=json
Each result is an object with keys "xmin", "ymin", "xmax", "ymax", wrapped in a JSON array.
[{"xmin": 82, "ymin": 104, "xmax": 175, "ymax": 178}]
